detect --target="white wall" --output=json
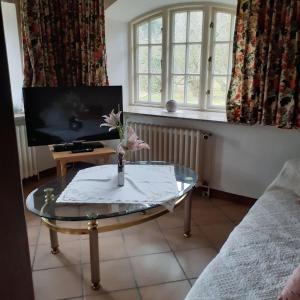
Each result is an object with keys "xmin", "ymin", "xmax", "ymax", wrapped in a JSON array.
[
  {"xmin": 105, "ymin": 17, "xmax": 129, "ymax": 107},
  {"xmin": 106, "ymin": 0, "xmax": 236, "ymax": 22},
  {"xmin": 106, "ymin": 0, "xmax": 300, "ymax": 199},
  {"xmin": 36, "ymin": 146, "xmax": 56, "ymax": 171},
  {"xmin": 126, "ymin": 113, "xmax": 300, "ymax": 199},
  {"xmin": 2, "ymin": 2, "xmax": 23, "ymax": 113}
]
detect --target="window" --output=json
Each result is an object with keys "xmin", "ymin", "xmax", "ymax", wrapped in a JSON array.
[
  {"xmin": 135, "ymin": 16, "xmax": 163, "ymax": 104},
  {"xmin": 208, "ymin": 11, "xmax": 236, "ymax": 108},
  {"xmin": 1, "ymin": 1, "xmax": 24, "ymax": 114},
  {"xmin": 170, "ymin": 10, "xmax": 203, "ymax": 107},
  {"xmin": 131, "ymin": 5, "xmax": 236, "ymax": 111}
]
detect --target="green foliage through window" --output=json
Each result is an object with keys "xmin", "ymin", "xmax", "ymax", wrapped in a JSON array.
[{"xmin": 132, "ymin": 5, "xmax": 235, "ymax": 110}]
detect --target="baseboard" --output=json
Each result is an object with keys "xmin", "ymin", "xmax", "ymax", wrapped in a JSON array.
[
  {"xmin": 195, "ymin": 187, "xmax": 257, "ymax": 206},
  {"xmin": 39, "ymin": 167, "xmax": 57, "ymax": 178},
  {"xmin": 22, "ymin": 161, "xmax": 95, "ymax": 184},
  {"xmin": 22, "ymin": 167, "xmax": 56, "ymax": 185}
]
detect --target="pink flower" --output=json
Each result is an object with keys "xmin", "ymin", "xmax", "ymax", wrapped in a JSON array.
[
  {"xmin": 100, "ymin": 109, "xmax": 122, "ymax": 131},
  {"xmin": 118, "ymin": 126, "xmax": 150, "ymax": 154}
]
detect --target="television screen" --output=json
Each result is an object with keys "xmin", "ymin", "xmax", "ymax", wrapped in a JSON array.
[{"xmin": 23, "ymin": 86, "xmax": 123, "ymax": 146}]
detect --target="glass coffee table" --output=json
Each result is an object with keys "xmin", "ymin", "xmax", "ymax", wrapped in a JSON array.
[{"xmin": 26, "ymin": 162, "xmax": 197, "ymax": 290}]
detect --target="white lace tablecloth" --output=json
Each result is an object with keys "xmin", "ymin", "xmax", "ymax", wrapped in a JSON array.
[{"xmin": 56, "ymin": 164, "xmax": 179, "ymax": 210}]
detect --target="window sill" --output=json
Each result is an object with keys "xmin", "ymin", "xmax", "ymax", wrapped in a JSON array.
[
  {"xmin": 124, "ymin": 106, "xmax": 227, "ymax": 123},
  {"xmin": 13, "ymin": 109, "xmax": 227, "ymax": 125}
]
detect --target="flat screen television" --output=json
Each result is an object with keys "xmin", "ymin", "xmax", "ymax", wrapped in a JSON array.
[{"xmin": 23, "ymin": 86, "xmax": 123, "ymax": 147}]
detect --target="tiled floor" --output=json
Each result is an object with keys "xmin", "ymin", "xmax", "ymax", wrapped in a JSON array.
[{"xmin": 25, "ymin": 182, "xmax": 251, "ymax": 300}]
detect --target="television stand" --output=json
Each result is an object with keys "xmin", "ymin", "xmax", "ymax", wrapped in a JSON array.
[
  {"xmin": 49, "ymin": 145, "xmax": 116, "ymax": 177},
  {"xmin": 52, "ymin": 141, "xmax": 104, "ymax": 152}
]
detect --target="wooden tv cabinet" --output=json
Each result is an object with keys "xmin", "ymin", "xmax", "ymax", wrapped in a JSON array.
[{"xmin": 49, "ymin": 145, "xmax": 116, "ymax": 177}]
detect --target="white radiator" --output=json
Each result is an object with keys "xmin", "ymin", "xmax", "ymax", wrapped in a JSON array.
[
  {"xmin": 128, "ymin": 122, "xmax": 212, "ymax": 189},
  {"xmin": 15, "ymin": 123, "xmax": 38, "ymax": 179}
]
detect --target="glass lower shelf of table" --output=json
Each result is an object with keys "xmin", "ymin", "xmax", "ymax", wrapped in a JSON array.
[{"xmin": 25, "ymin": 161, "xmax": 197, "ymax": 290}]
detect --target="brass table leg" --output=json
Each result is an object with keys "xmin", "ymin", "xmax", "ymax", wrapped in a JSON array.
[
  {"xmin": 184, "ymin": 191, "xmax": 192, "ymax": 238},
  {"xmin": 49, "ymin": 220, "xmax": 59, "ymax": 254},
  {"xmin": 88, "ymin": 220, "xmax": 100, "ymax": 290}
]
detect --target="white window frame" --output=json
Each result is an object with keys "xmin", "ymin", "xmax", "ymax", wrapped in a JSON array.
[
  {"xmin": 133, "ymin": 13, "xmax": 164, "ymax": 106},
  {"xmin": 129, "ymin": 3, "xmax": 235, "ymax": 112},
  {"xmin": 168, "ymin": 7, "xmax": 204, "ymax": 109},
  {"xmin": 206, "ymin": 7, "xmax": 236, "ymax": 110}
]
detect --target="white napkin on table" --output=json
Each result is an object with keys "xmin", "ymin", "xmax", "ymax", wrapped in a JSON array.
[{"xmin": 56, "ymin": 164, "xmax": 179, "ymax": 211}]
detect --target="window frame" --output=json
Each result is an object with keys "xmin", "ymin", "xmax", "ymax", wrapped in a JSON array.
[
  {"xmin": 206, "ymin": 6, "xmax": 236, "ymax": 110},
  {"xmin": 168, "ymin": 7, "xmax": 205, "ymax": 109},
  {"xmin": 129, "ymin": 3, "xmax": 236, "ymax": 112},
  {"xmin": 131, "ymin": 11, "xmax": 164, "ymax": 108},
  {"xmin": 133, "ymin": 12, "xmax": 164, "ymax": 105}
]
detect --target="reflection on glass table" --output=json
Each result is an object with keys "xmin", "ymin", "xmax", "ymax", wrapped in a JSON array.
[{"xmin": 26, "ymin": 161, "xmax": 197, "ymax": 290}]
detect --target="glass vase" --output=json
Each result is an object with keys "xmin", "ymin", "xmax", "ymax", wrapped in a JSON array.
[{"xmin": 118, "ymin": 152, "xmax": 125, "ymax": 186}]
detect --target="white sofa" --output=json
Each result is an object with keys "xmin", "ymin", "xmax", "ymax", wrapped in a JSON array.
[{"xmin": 186, "ymin": 159, "xmax": 300, "ymax": 300}]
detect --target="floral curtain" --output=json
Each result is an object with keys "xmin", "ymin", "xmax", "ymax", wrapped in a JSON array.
[
  {"xmin": 21, "ymin": 0, "xmax": 109, "ymax": 87},
  {"xmin": 227, "ymin": 0, "xmax": 300, "ymax": 128}
]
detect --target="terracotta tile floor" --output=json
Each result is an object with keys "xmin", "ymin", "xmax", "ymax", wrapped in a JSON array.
[{"xmin": 24, "ymin": 179, "xmax": 252, "ymax": 300}]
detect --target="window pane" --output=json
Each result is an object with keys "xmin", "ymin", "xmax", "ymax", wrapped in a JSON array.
[
  {"xmin": 172, "ymin": 75, "xmax": 185, "ymax": 103},
  {"xmin": 174, "ymin": 12, "xmax": 187, "ymax": 43},
  {"xmin": 138, "ymin": 46, "xmax": 149, "ymax": 73},
  {"xmin": 138, "ymin": 22, "xmax": 149, "ymax": 44},
  {"xmin": 150, "ymin": 17, "xmax": 162, "ymax": 44},
  {"xmin": 211, "ymin": 76, "xmax": 227, "ymax": 106},
  {"xmin": 213, "ymin": 43, "xmax": 230, "ymax": 75},
  {"xmin": 189, "ymin": 11, "xmax": 203, "ymax": 42},
  {"xmin": 215, "ymin": 12, "xmax": 231, "ymax": 41},
  {"xmin": 150, "ymin": 46, "xmax": 162, "ymax": 73},
  {"xmin": 187, "ymin": 44, "xmax": 201, "ymax": 74},
  {"xmin": 138, "ymin": 75, "xmax": 149, "ymax": 102},
  {"xmin": 173, "ymin": 45, "xmax": 186, "ymax": 74},
  {"xmin": 187, "ymin": 76, "xmax": 200, "ymax": 105},
  {"xmin": 150, "ymin": 75, "xmax": 162, "ymax": 103}
]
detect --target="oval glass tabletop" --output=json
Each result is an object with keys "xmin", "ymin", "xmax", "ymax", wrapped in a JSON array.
[{"xmin": 26, "ymin": 161, "xmax": 197, "ymax": 221}]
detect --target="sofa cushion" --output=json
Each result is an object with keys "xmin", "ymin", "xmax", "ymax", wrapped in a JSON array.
[{"xmin": 185, "ymin": 159, "xmax": 300, "ymax": 300}]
